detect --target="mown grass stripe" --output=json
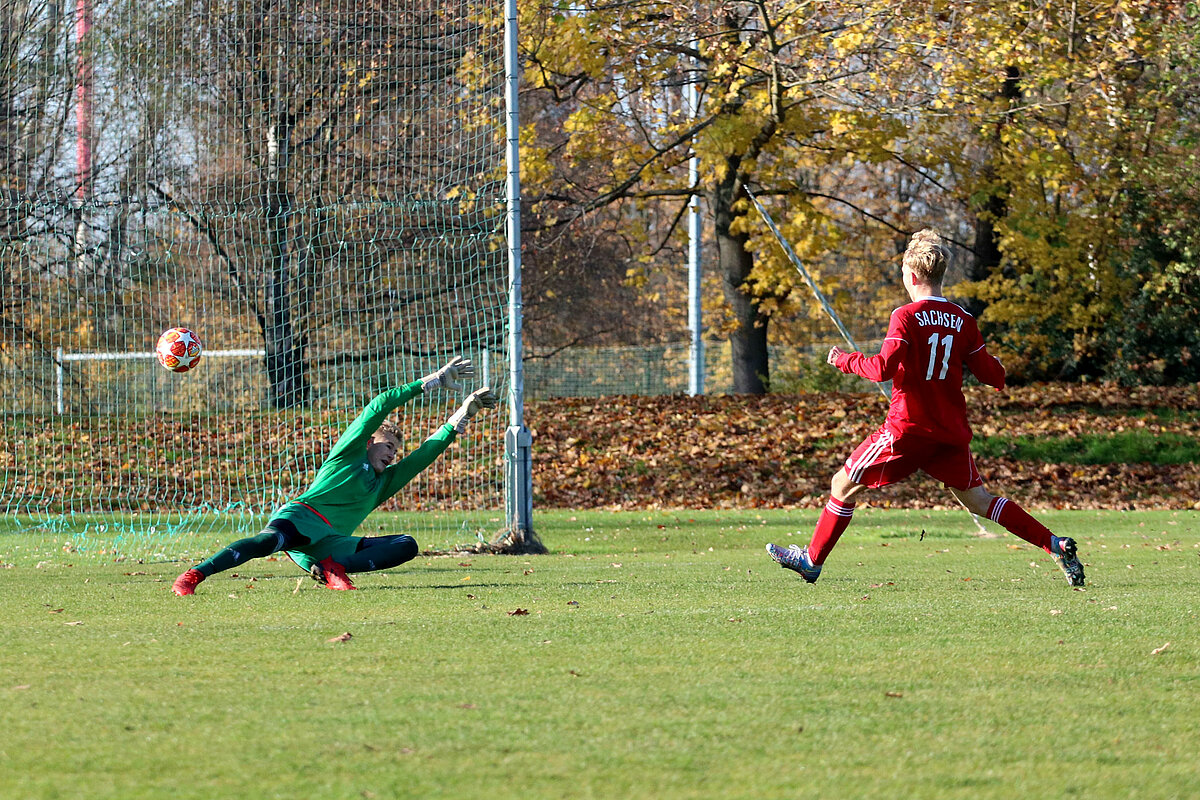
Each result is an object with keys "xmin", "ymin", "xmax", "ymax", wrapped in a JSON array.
[{"xmin": 971, "ymin": 430, "xmax": 1200, "ymax": 465}]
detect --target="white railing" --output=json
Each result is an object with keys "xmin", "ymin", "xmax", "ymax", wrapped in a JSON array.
[{"xmin": 54, "ymin": 347, "xmax": 266, "ymax": 414}]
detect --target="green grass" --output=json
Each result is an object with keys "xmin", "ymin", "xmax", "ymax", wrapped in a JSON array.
[
  {"xmin": 751, "ymin": 427, "xmax": 1199, "ymax": 466},
  {"xmin": 989, "ymin": 405, "xmax": 1200, "ymax": 422},
  {"xmin": 972, "ymin": 430, "xmax": 1200, "ymax": 465},
  {"xmin": 2, "ymin": 509, "xmax": 1198, "ymax": 800}
]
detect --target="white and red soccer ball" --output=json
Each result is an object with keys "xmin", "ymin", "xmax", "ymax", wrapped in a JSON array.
[{"xmin": 155, "ymin": 327, "xmax": 203, "ymax": 373}]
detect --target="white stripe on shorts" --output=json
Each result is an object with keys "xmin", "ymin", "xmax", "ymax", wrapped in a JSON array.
[{"xmin": 847, "ymin": 430, "xmax": 894, "ymax": 484}]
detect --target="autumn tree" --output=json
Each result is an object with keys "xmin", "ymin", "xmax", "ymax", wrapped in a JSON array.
[
  {"xmin": 521, "ymin": 0, "xmax": 916, "ymax": 393},
  {"xmin": 1, "ymin": 4, "xmax": 70, "ymax": 277},
  {"xmin": 886, "ymin": 0, "xmax": 1200, "ymax": 382},
  {"xmin": 522, "ymin": 0, "xmax": 1200, "ymax": 388},
  {"xmin": 1, "ymin": 0, "xmax": 97, "ymax": 407},
  {"xmin": 1100, "ymin": 9, "xmax": 1200, "ymax": 384},
  {"xmin": 516, "ymin": 77, "xmax": 684, "ymax": 352}
]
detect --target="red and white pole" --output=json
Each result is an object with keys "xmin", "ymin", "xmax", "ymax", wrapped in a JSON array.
[
  {"xmin": 75, "ymin": 0, "xmax": 93, "ymax": 201},
  {"xmin": 73, "ymin": 0, "xmax": 93, "ymax": 273}
]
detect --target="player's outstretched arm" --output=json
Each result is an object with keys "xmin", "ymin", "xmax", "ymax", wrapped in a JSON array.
[
  {"xmin": 832, "ymin": 339, "xmax": 906, "ymax": 382},
  {"xmin": 829, "ymin": 308, "xmax": 908, "ymax": 382},
  {"xmin": 421, "ymin": 356, "xmax": 475, "ymax": 392},
  {"xmin": 377, "ymin": 386, "xmax": 499, "ymax": 502}
]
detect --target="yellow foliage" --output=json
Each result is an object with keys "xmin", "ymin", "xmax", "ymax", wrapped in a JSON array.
[
  {"xmin": 832, "ymin": 29, "xmax": 865, "ymax": 55},
  {"xmin": 516, "ymin": 0, "xmax": 1195, "ymax": 378}
]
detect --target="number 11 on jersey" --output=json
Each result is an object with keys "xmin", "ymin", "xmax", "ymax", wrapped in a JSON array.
[{"xmin": 926, "ymin": 333, "xmax": 953, "ymax": 380}]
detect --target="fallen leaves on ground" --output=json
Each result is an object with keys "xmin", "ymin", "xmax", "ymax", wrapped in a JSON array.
[
  {"xmin": 526, "ymin": 384, "xmax": 1200, "ymax": 510},
  {"xmin": 13, "ymin": 383, "xmax": 1196, "ymax": 514}
]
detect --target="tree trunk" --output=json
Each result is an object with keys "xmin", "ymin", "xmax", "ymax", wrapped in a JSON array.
[
  {"xmin": 262, "ymin": 111, "xmax": 309, "ymax": 409},
  {"xmin": 964, "ymin": 191, "xmax": 1004, "ymax": 319},
  {"xmin": 713, "ymin": 177, "xmax": 768, "ymax": 394},
  {"xmin": 965, "ymin": 66, "xmax": 1021, "ymax": 318}
]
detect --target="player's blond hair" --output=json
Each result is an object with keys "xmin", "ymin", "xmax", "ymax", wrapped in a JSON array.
[
  {"xmin": 374, "ymin": 420, "xmax": 402, "ymax": 443},
  {"xmin": 902, "ymin": 229, "xmax": 950, "ymax": 285}
]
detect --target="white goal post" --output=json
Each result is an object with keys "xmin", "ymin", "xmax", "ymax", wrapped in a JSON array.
[
  {"xmin": 53, "ymin": 347, "xmax": 495, "ymax": 416},
  {"xmin": 54, "ymin": 348, "xmax": 267, "ymax": 415}
]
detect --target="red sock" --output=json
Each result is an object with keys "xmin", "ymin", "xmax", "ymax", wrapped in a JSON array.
[
  {"xmin": 987, "ymin": 497, "xmax": 1053, "ymax": 552},
  {"xmin": 808, "ymin": 497, "xmax": 856, "ymax": 565}
]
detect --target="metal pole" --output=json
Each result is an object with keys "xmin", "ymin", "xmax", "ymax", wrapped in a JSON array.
[
  {"xmin": 504, "ymin": 0, "xmax": 533, "ymax": 536},
  {"xmin": 685, "ymin": 71, "xmax": 703, "ymax": 396},
  {"xmin": 56, "ymin": 347, "xmax": 64, "ymax": 415},
  {"xmin": 743, "ymin": 186, "xmax": 878, "ymax": 392}
]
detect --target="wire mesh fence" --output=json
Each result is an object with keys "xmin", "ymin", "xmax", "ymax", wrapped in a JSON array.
[
  {"xmin": 0, "ymin": 0, "xmax": 510, "ymax": 557},
  {"xmin": 523, "ymin": 341, "xmax": 886, "ymax": 398}
]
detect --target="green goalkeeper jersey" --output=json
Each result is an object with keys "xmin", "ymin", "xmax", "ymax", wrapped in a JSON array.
[{"xmin": 274, "ymin": 380, "xmax": 456, "ymax": 540}]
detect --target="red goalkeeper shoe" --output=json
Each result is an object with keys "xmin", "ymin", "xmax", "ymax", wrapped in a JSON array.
[
  {"xmin": 311, "ymin": 557, "xmax": 356, "ymax": 591},
  {"xmin": 172, "ymin": 568, "xmax": 205, "ymax": 596}
]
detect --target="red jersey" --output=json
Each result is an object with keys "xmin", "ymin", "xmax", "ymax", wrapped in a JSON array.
[{"xmin": 835, "ymin": 296, "xmax": 1005, "ymax": 446}]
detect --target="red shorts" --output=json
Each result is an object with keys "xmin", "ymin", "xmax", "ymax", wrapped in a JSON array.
[{"xmin": 843, "ymin": 425, "xmax": 983, "ymax": 491}]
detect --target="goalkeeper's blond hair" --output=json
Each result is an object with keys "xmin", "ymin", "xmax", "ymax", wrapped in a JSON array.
[
  {"xmin": 374, "ymin": 420, "xmax": 402, "ymax": 443},
  {"xmin": 902, "ymin": 229, "xmax": 950, "ymax": 285}
]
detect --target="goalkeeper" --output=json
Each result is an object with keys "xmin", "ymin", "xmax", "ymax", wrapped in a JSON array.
[{"xmin": 172, "ymin": 357, "xmax": 496, "ymax": 595}]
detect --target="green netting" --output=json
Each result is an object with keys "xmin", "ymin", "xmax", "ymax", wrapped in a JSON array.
[{"xmin": 0, "ymin": 0, "xmax": 509, "ymax": 560}]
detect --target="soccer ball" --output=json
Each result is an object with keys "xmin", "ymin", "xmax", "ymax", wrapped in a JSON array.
[{"xmin": 155, "ymin": 327, "xmax": 203, "ymax": 373}]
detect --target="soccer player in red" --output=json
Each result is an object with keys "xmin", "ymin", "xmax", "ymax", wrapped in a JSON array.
[{"xmin": 766, "ymin": 229, "xmax": 1085, "ymax": 586}]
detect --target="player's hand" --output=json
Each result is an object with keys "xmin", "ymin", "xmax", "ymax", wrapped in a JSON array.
[
  {"xmin": 827, "ymin": 346, "xmax": 845, "ymax": 366},
  {"xmin": 422, "ymin": 356, "xmax": 474, "ymax": 392},
  {"xmin": 447, "ymin": 386, "xmax": 498, "ymax": 433}
]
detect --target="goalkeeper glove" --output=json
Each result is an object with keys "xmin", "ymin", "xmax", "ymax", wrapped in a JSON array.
[
  {"xmin": 447, "ymin": 386, "xmax": 498, "ymax": 434},
  {"xmin": 422, "ymin": 356, "xmax": 474, "ymax": 392}
]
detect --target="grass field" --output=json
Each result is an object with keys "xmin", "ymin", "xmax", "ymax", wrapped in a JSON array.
[{"xmin": 2, "ymin": 508, "xmax": 1197, "ymax": 800}]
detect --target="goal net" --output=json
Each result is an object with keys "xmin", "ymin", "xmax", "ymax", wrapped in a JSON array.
[{"xmin": 0, "ymin": 0, "xmax": 509, "ymax": 562}]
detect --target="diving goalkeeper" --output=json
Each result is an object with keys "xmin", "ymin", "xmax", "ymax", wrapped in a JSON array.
[{"xmin": 172, "ymin": 357, "xmax": 496, "ymax": 595}]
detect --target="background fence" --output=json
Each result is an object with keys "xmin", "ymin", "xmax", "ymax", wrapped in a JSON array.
[
  {"xmin": 10, "ymin": 340, "xmax": 886, "ymax": 418},
  {"xmin": 522, "ymin": 341, "xmax": 886, "ymax": 398},
  {"xmin": 0, "ymin": 341, "xmax": 886, "ymax": 420}
]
